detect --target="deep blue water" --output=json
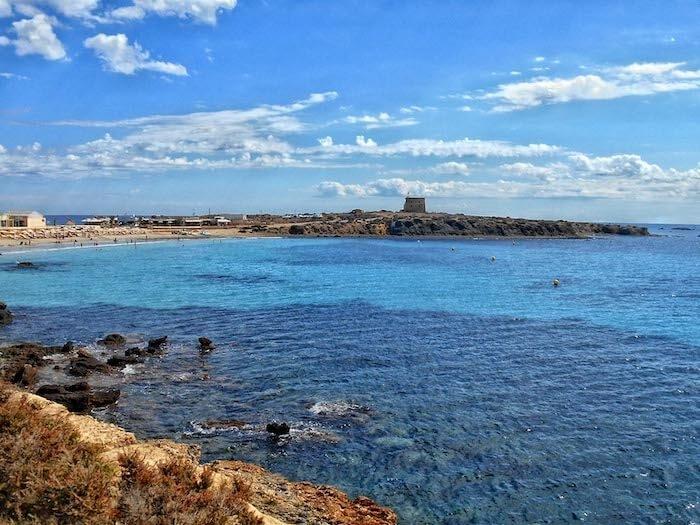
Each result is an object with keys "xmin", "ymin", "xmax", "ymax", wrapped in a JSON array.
[{"xmin": 0, "ymin": 229, "xmax": 698, "ymax": 524}]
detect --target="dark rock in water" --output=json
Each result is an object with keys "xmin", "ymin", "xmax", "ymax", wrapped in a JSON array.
[
  {"xmin": 198, "ymin": 337, "xmax": 215, "ymax": 351},
  {"xmin": 36, "ymin": 383, "xmax": 120, "ymax": 413},
  {"xmin": 98, "ymin": 333, "xmax": 126, "ymax": 346},
  {"xmin": 201, "ymin": 419, "xmax": 247, "ymax": 430},
  {"xmin": 16, "ymin": 261, "xmax": 36, "ymax": 268},
  {"xmin": 0, "ymin": 302, "xmax": 12, "ymax": 325},
  {"xmin": 125, "ymin": 347, "xmax": 144, "ymax": 357},
  {"xmin": 147, "ymin": 336, "xmax": 168, "ymax": 352},
  {"xmin": 90, "ymin": 388, "xmax": 121, "ymax": 408},
  {"xmin": 67, "ymin": 350, "xmax": 111, "ymax": 377},
  {"xmin": 107, "ymin": 355, "xmax": 143, "ymax": 367},
  {"xmin": 61, "ymin": 341, "xmax": 75, "ymax": 353},
  {"xmin": 266, "ymin": 422, "xmax": 291, "ymax": 436}
]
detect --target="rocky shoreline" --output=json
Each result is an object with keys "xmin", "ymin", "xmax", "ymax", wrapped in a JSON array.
[{"xmin": 0, "ymin": 307, "xmax": 397, "ymax": 524}]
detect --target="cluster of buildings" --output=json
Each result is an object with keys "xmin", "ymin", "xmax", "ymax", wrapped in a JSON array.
[{"xmin": 81, "ymin": 214, "xmax": 248, "ymax": 228}]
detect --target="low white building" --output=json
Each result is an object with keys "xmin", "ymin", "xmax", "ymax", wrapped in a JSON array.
[{"xmin": 0, "ymin": 211, "xmax": 46, "ymax": 228}]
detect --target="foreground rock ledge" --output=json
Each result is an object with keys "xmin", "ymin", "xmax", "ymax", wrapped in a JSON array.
[{"xmin": 2, "ymin": 388, "xmax": 397, "ymax": 525}]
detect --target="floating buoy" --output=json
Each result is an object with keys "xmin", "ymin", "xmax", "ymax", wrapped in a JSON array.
[
  {"xmin": 451, "ymin": 247, "xmax": 455, "ymax": 251},
  {"xmin": 552, "ymin": 279, "xmax": 560, "ymax": 287}
]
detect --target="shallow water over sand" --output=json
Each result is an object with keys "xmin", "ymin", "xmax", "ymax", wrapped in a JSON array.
[{"xmin": 1, "ymin": 231, "xmax": 698, "ymax": 523}]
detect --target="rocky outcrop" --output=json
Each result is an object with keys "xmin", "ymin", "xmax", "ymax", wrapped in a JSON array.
[
  {"xmin": 0, "ymin": 302, "xmax": 12, "ymax": 326},
  {"xmin": 67, "ymin": 349, "xmax": 111, "ymax": 377},
  {"xmin": 0, "ymin": 341, "xmax": 73, "ymax": 385},
  {"xmin": 388, "ymin": 215, "xmax": 649, "ymax": 237},
  {"xmin": 147, "ymin": 336, "xmax": 168, "ymax": 352},
  {"xmin": 275, "ymin": 212, "xmax": 649, "ymax": 238},
  {"xmin": 2, "ymin": 388, "xmax": 397, "ymax": 525},
  {"xmin": 35, "ymin": 382, "xmax": 120, "ymax": 412}
]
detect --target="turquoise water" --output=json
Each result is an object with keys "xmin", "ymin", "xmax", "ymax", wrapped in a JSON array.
[{"xmin": 1, "ymin": 228, "xmax": 699, "ymax": 523}]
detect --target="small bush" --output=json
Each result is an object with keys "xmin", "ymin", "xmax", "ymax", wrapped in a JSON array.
[
  {"xmin": 0, "ymin": 390, "xmax": 116, "ymax": 524},
  {"xmin": 0, "ymin": 385, "xmax": 262, "ymax": 525}
]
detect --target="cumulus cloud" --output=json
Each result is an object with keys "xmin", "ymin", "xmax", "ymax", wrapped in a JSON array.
[
  {"xmin": 355, "ymin": 135, "xmax": 377, "ymax": 148},
  {"xmin": 317, "ymin": 178, "xmax": 477, "ymax": 198},
  {"xmin": 84, "ymin": 33, "xmax": 188, "ymax": 76},
  {"xmin": 343, "ymin": 112, "xmax": 418, "ymax": 129},
  {"xmin": 0, "ymin": 92, "xmax": 341, "ymax": 178},
  {"xmin": 111, "ymin": 0, "xmax": 238, "ymax": 24},
  {"xmin": 482, "ymin": 61, "xmax": 700, "ymax": 111},
  {"xmin": 9, "ymin": 14, "xmax": 65, "ymax": 60},
  {"xmin": 306, "ymin": 137, "xmax": 562, "ymax": 158}
]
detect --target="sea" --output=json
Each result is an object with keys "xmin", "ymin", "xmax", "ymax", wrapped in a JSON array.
[{"xmin": 1, "ymin": 225, "xmax": 698, "ymax": 524}]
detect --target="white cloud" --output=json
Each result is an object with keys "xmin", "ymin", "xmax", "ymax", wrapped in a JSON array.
[
  {"xmin": 10, "ymin": 14, "xmax": 65, "ymax": 60},
  {"xmin": 0, "ymin": 35, "xmax": 10, "ymax": 45},
  {"xmin": 308, "ymin": 137, "xmax": 562, "ymax": 158},
  {"xmin": 399, "ymin": 105, "xmax": 436, "ymax": 114},
  {"xmin": 0, "ymin": 0, "xmax": 11, "ymax": 17},
  {"xmin": 355, "ymin": 135, "xmax": 377, "ymax": 148},
  {"xmin": 45, "ymin": 0, "xmax": 99, "ymax": 18},
  {"xmin": 0, "ymin": 92, "xmax": 341, "ymax": 178},
  {"xmin": 534, "ymin": 56, "xmax": 546, "ymax": 62},
  {"xmin": 0, "ymin": 71, "xmax": 28, "ymax": 79},
  {"xmin": 482, "ymin": 61, "xmax": 700, "ymax": 111},
  {"xmin": 459, "ymin": 105, "xmax": 472, "ymax": 112},
  {"xmin": 317, "ymin": 178, "xmax": 477, "ymax": 198},
  {"xmin": 429, "ymin": 161, "xmax": 470, "ymax": 176},
  {"xmin": 343, "ymin": 112, "xmax": 418, "ymax": 129},
  {"xmin": 318, "ymin": 136, "xmax": 333, "ymax": 147},
  {"xmin": 84, "ymin": 33, "xmax": 188, "ymax": 76},
  {"xmin": 120, "ymin": 0, "xmax": 238, "ymax": 24},
  {"xmin": 109, "ymin": 5, "xmax": 145, "ymax": 20}
]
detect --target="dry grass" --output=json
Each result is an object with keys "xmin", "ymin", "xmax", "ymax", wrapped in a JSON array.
[{"xmin": 0, "ymin": 385, "xmax": 262, "ymax": 525}]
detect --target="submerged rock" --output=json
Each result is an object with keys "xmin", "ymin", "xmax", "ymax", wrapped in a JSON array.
[
  {"xmin": 35, "ymin": 382, "xmax": 120, "ymax": 413},
  {"xmin": 0, "ymin": 302, "xmax": 12, "ymax": 325},
  {"xmin": 266, "ymin": 422, "xmax": 290, "ymax": 436},
  {"xmin": 201, "ymin": 419, "xmax": 247, "ymax": 430},
  {"xmin": 16, "ymin": 261, "xmax": 36, "ymax": 268},
  {"xmin": 98, "ymin": 333, "xmax": 127, "ymax": 346}
]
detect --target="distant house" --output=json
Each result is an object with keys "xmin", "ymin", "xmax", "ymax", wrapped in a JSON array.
[
  {"xmin": 0, "ymin": 211, "xmax": 46, "ymax": 228},
  {"xmin": 403, "ymin": 197, "xmax": 426, "ymax": 213}
]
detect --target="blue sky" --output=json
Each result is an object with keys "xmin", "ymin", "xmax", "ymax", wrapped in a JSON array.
[{"xmin": 1, "ymin": 0, "xmax": 699, "ymax": 222}]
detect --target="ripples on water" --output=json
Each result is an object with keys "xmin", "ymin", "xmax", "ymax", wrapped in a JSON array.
[{"xmin": 0, "ymin": 234, "xmax": 698, "ymax": 524}]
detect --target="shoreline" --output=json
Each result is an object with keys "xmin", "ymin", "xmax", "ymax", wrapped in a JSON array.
[{"xmin": 0, "ymin": 313, "xmax": 397, "ymax": 524}]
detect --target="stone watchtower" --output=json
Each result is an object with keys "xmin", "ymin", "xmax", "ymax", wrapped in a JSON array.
[{"xmin": 403, "ymin": 196, "xmax": 426, "ymax": 213}]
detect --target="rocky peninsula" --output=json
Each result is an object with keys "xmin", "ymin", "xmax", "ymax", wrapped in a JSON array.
[{"xmin": 252, "ymin": 211, "xmax": 649, "ymax": 238}]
